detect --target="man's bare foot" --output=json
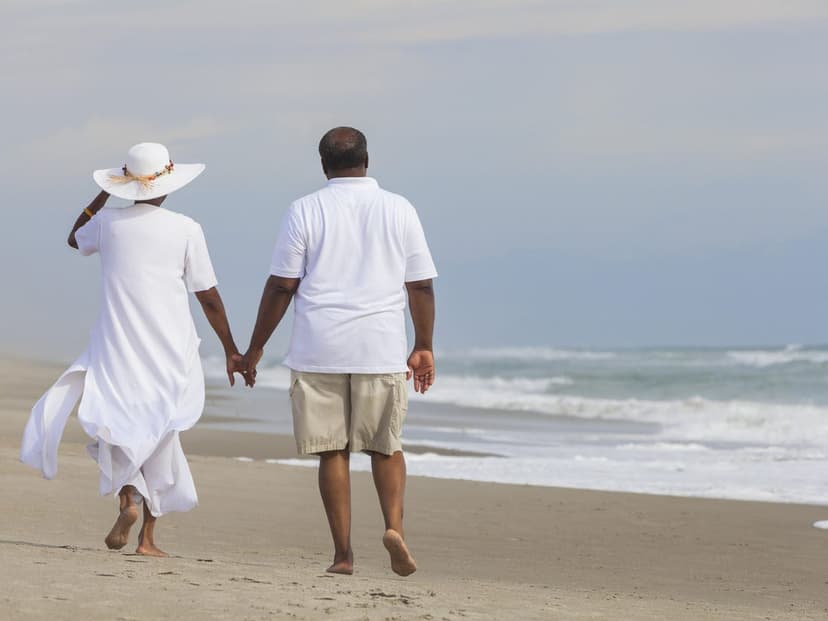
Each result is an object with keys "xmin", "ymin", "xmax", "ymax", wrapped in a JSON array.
[
  {"xmin": 326, "ymin": 549, "xmax": 354, "ymax": 575},
  {"xmin": 382, "ymin": 529, "xmax": 416, "ymax": 576},
  {"xmin": 104, "ymin": 505, "xmax": 138, "ymax": 550}
]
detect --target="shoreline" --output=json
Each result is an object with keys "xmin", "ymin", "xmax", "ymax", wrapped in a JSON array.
[
  {"xmin": 2, "ymin": 356, "xmax": 828, "ymax": 618},
  {"xmin": 6, "ymin": 351, "xmax": 828, "ymax": 515},
  {"xmin": 6, "ymin": 355, "xmax": 827, "ymax": 503}
]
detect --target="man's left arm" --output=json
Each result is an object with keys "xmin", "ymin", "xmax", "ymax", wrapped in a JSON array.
[
  {"xmin": 402, "ymin": 202, "xmax": 438, "ymax": 394},
  {"xmin": 406, "ymin": 278, "xmax": 436, "ymax": 394}
]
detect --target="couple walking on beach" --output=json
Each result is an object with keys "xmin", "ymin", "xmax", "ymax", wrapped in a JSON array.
[{"xmin": 20, "ymin": 127, "xmax": 437, "ymax": 576}]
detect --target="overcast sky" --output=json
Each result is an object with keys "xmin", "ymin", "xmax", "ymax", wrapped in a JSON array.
[{"xmin": 2, "ymin": 1, "xmax": 828, "ymax": 360}]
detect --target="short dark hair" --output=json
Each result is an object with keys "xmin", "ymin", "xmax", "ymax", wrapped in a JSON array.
[{"xmin": 318, "ymin": 127, "xmax": 368, "ymax": 171}]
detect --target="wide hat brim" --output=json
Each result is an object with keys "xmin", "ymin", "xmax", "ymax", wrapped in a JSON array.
[{"xmin": 92, "ymin": 163, "xmax": 205, "ymax": 200}]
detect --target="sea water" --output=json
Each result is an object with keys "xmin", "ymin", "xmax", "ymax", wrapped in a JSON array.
[{"xmin": 203, "ymin": 345, "xmax": 828, "ymax": 504}]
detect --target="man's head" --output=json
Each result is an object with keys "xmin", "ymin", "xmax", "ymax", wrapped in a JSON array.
[{"xmin": 318, "ymin": 127, "xmax": 368, "ymax": 178}]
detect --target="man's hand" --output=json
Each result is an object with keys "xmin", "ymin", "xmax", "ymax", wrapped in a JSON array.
[
  {"xmin": 239, "ymin": 347, "xmax": 264, "ymax": 388},
  {"xmin": 407, "ymin": 349, "xmax": 435, "ymax": 394},
  {"xmin": 226, "ymin": 352, "xmax": 250, "ymax": 387}
]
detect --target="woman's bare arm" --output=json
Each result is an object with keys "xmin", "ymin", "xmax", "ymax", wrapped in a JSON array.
[
  {"xmin": 194, "ymin": 286, "xmax": 247, "ymax": 386},
  {"xmin": 68, "ymin": 190, "xmax": 109, "ymax": 248}
]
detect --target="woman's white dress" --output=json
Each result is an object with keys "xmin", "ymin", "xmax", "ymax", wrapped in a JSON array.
[{"xmin": 20, "ymin": 204, "xmax": 217, "ymax": 516}]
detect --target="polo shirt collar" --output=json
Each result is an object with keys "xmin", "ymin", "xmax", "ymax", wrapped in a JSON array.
[{"xmin": 327, "ymin": 176, "xmax": 379, "ymax": 188}]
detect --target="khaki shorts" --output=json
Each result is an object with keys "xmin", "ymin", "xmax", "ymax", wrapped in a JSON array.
[{"xmin": 289, "ymin": 371, "xmax": 408, "ymax": 456}]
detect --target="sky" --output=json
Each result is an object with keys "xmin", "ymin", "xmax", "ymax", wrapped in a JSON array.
[{"xmin": 2, "ymin": 1, "xmax": 828, "ymax": 360}]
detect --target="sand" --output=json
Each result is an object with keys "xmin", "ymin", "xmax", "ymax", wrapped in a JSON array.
[{"xmin": 1, "ymin": 357, "xmax": 827, "ymax": 620}]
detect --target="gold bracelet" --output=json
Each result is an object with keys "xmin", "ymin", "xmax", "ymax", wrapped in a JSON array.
[{"xmin": 83, "ymin": 208, "xmax": 95, "ymax": 218}]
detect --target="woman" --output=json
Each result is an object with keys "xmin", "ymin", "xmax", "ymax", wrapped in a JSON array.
[{"xmin": 20, "ymin": 142, "xmax": 247, "ymax": 556}]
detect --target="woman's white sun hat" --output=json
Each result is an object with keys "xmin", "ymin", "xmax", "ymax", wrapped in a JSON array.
[{"xmin": 93, "ymin": 142, "xmax": 205, "ymax": 201}]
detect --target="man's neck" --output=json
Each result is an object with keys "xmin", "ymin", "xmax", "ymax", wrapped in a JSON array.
[{"xmin": 326, "ymin": 167, "xmax": 367, "ymax": 179}]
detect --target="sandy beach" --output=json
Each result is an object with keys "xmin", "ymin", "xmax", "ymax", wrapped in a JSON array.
[{"xmin": 1, "ymin": 357, "xmax": 827, "ymax": 620}]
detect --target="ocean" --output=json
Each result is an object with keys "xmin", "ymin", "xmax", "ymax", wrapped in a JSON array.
[{"xmin": 202, "ymin": 345, "xmax": 828, "ymax": 505}]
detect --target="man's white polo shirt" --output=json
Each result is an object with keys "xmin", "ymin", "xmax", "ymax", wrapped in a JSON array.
[{"xmin": 270, "ymin": 177, "xmax": 438, "ymax": 373}]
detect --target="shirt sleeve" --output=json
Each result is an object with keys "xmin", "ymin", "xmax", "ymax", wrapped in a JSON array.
[
  {"xmin": 74, "ymin": 216, "xmax": 101, "ymax": 257},
  {"xmin": 404, "ymin": 204, "xmax": 438, "ymax": 282},
  {"xmin": 184, "ymin": 222, "xmax": 218, "ymax": 292},
  {"xmin": 270, "ymin": 204, "xmax": 307, "ymax": 278}
]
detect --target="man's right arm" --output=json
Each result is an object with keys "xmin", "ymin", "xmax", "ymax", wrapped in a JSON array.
[
  {"xmin": 241, "ymin": 275, "xmax": 301, "ymax": 384},
  {"xmin": 405, "ymin": 278, "xmax": 435, "ymax": 394}
]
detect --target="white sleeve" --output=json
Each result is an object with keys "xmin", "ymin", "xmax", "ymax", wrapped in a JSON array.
[
  {"xmin": 270, "ymin": 204, "xmax": 307, "ymax": 278},
  {"xmin": 75, "ymin": 217, "xmax": 101, "ymax": 257},
  {"xmin": 404, "ymin": 204, "xmax": 438, "ymax": 282},
  {"xmin": 184, "ymin": 223, "xmax": 218, "ymax": 292}
]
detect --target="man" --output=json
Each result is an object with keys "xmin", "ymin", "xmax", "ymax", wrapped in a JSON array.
[{"xmin": 242, "ymin": 127, "xmax": 437, "ymax": 576}]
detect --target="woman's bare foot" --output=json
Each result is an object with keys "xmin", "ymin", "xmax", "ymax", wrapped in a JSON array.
[
  {"xmin": 135, "ymin": 500, "xmax": 168, "ymax": 557},
  {"xmin": 135, "ymin": 538, "xmax": 168, "ymax": 557},
  {"xmin": 326, "ymin": 549, "xmax": 354, "ymax": 575},
  {"xmin": 105, "ymin": 506, "xmax": 138, "ymax": 550},
  {"xmin": 382, "ymin": 529, "xmax": 416, "ymax": 576}
]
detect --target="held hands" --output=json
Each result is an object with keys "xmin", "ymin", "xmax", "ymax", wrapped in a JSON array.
[
  {"xmin": 223, "ymin": 346, "xmax": 263, "ymax": 388},
  {"xmin": 407, "ymin": 349, "xmax": 435, "ymax": 394},
  {"xmin": 226, "ymin": 351, "xmax": 255, "ymax": 387},
  {"xmin": 237, "ymin": 347, "xmax": 263, "ymax": 388}
]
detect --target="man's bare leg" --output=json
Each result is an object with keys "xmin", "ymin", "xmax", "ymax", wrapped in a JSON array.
[
  {"xmin": 135, "ymin": 501, "xmax": 168, "ymax": 557},
  {"xmin": 371, "ymin": 451, "xmax": 416, "ymax": 576},
  {"xmin": 319, "ymin": 449, "xmax": 353, "ymax": 574},
  {"xmin": 105, "ymin": 485, "xmax": 138, "ymax": 550}
]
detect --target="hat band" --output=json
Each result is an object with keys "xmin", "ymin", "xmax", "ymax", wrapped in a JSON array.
[{"xmin": 108, "ymin": 160, "xmax": 174, "ymax": 190}]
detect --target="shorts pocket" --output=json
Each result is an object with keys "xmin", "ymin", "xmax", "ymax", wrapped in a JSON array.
[
  {"xmin": 390, "ymin": 375, "xmax": 408, "ymax": 435},
  {"xmin": 289, "ymin": 373, "xmax": 300, "ymax": 397}
]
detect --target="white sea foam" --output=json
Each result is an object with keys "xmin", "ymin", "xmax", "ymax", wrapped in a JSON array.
[
  {"xmin": 202, "ymin": 350, "xmax": 828, "ymax": 505},
  {"xmin": 616, "ymin": 442, "xmax": 711, "ymax": 452},
  {"xmin": 204, "ymin": 355, "xmax": 828, "ymax": 448},
  {"xmin": 460, "ymin": 347, "xmax": 616, "ymax": 361},
  {"xmin": 424, "ymin": 374, "xmax": 572, "ymax": 394},
  {"xmin": 726, "ymin": 345, "xmax": 828, "ymax": 367},
  {"xmin": 412, "ymin": 383, "xmax": 828, "ymax": 447},
  {"xmin": 272, "ymin": 451, "xmax": 828, "ymax": 505}
]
